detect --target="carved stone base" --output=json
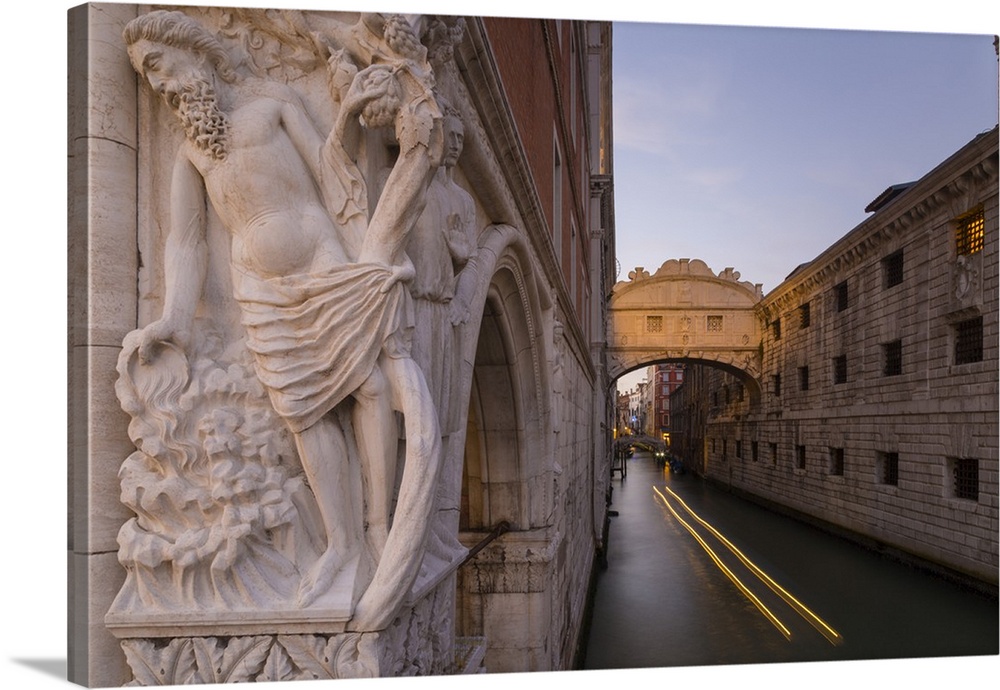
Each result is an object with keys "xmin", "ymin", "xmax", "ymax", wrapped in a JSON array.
[{"xmin": 118, "ymin": 577, "xmax": 467, "ymax": 684}]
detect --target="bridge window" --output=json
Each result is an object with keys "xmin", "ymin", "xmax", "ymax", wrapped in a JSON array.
[
  {"xmin": 883, "ymin": 340, "xmax": 902, "ymax": 376},
  {"xmin": 828, "ymin": 447, "xmax": 845, "ymax": 476},
  {"xmin": 834, "ymin": 281, "xmax": 849, "ymax": 312},
  {"xmin": 833, "ymin": 355, "xmax": 848, "ymax": 384},
  {"xmin": 799, "ymin": 366, "xmax": 809, "ymax": 391},
  {"xmin": 706, "ymin": 315, "xmax": 724, "ymax": 332},
  {"xmin": 882, "ymin": 249, "xmax": 904, "ymax": 288},
  {"xmin": 799, "ymin": 302, "xmax": 811, "ymax": 328},
  {"xmin": 954, "ymin": 316, "xmax": 983, "ymax": 365},
  {"xmin": 955, "ymin": 206, "xmax": 984, "ymax": 256},
  {"xmin": 772, "ymin": 318, "xmax": 781, "ymax": 340},
  {"xmin": 645, "ymin": 315, "xmax": 663, "ymax": 333},
  {"xmin": 949, "ymin": 457, "xmax": 979, "ymax": 501},
  {"xmin": 877, "ymin": 451, "xmax": 899, "ymax": 486},
  {"xmin": 796, "ymin": 445, "xmax": 806, "ymax": 470}
]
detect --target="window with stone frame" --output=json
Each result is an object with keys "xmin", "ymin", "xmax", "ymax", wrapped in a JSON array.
[
  {"xmin": 882, "ymin": 249, "xmax": 904, "ymax": 288},
  {"xmin": 955, "ymin": 206, "xmax": 985, "ymax": 256},
  {"xmin": 796, "ymin": 445, "xmax": 806, "ymax": 470},
  {"xmin": 752, "ymin": 441, "xmax": 759, "ymax": 462},
  {"xmin": 883, "ymin": 339, "xmax": 902, "ymax": 376},
  {"xmin": 949, "ymin": 457, "xmax": 979, "ymax": 501},
  {"xmin": 799, "ymin": 365, "xmax": 809, "ymax": 391},
  {"xmin": 828, "ymin": 447, "xmax": 844, "ymax": 476},
  {"xmin": 772, "ymin": 318, "xmax": 781, "ymax": 340},
  {"xmin": 834, "ymin": 281, "xmax": 849, "ymax": 312},
  {"xmin": 770, "ymin": 443, "xmax": 778, "ymax": 466},
  {"xmin": 646, "ymin": 315, "xmax": 663, "ymax": 333},
  {"xmin": 772, "ymin": 373, "xmax": 781, "ymax": 397},
  {"xmin": 877, "ymin": 451, "xmax": 899, "ymax": 486},
  {"xmin": 736, "ymin": 440, "xmax": 742, "ymax": 459},
  {"xmin": 707, "ymin": 315, "xmax": 724, "ymax": 332},
  {"xmin": 954, "ymin": 316, "xmax": 983, "ymax": 364},
  {"xmin": 833, "ymin": 355, "xmax": 848, "ymax": 384},
  {"xmin": 799, "ymin": 302, "xmax": 811, "ymax": 328}
]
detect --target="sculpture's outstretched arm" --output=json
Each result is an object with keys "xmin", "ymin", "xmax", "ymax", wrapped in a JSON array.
[{"xmin": 138, "ymin": 152, "xmax": 208, "ymax": 362}]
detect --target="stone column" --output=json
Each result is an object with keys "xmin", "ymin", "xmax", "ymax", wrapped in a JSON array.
[{"xmin": 68, "ymin": 3, "xmax": 140, "ymax": 687}]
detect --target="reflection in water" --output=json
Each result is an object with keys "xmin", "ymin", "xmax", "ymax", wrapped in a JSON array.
[{"xmin": 584, "ymin": 452, "xmax": 998, "ymax": 670}]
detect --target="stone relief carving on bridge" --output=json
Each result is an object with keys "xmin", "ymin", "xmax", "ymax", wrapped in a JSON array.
[{"xmin": 109, "ymin": 9, "xmax": 471, "ymax": 649}]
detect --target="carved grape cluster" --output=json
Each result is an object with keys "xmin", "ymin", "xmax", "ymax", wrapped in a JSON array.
[
  {"xmin": 360, "ymin": 68, "xmax": 402, "ymax": 129},
  {"xmin": 383, "ymin": 14, "xmax": 424, "ymax": 60}
]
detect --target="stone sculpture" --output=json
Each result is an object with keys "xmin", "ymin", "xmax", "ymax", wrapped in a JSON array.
[{"xmin": 111, "ymin": 8, "xmax": 458, "ymax": 637}]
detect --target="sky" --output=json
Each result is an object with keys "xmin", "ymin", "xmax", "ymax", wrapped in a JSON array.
[{"xmin": 2, "ymin": 2, "xmax": 997, "ymax": 690}]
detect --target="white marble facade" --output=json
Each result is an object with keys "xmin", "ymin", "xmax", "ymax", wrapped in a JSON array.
[{"xmin": 69, "ymin": 4, "xmax": 615, "ymax": 686}]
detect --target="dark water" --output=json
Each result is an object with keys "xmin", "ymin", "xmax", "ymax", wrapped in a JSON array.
[{"xmin": 583, "ymin": 452, "xmax": 998, "ymax": 671}]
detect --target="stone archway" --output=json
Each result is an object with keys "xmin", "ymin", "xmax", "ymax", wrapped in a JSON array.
[{"xmin": 608, "ymin": 259, "xmax": 765, "ymax": 391}]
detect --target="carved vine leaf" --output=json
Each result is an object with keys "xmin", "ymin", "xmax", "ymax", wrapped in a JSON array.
[
  {"xmin": 192, "ymin": 635, "xmax": 273, "ymax": 683},
  {"xmin": 334, "ymin": 633, "xmax": 380, "ymax": 678},
  {"xmin": 258, "ymin": 640, "xmax": 295, "ymax": 683},
  {"xmin": 121, "ymin": 638, "xmax": 196, "ymax": 686},
  {"xmin": 274, "ymin": 635, "xmax": 334, "ymax": 681}
]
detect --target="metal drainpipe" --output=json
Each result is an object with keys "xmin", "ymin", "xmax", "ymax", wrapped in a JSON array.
[{"xmin": 459, "ymin": 521, "xmax": 511, "ymax": 566}]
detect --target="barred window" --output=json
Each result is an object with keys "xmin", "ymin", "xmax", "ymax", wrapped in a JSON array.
[
  {"xmin": 829, "ymin": 447, "xmax": 844, "ymax": 476},
  {"xmin": 833, "ymin": 355, "xmax": 847, "ymax": 384},
  {"xmin": 835, "ymin": 281, "xmax": 849, "ymax": 312},
  {"xmin": 707, "ymin": 315, "xmax": 724, "ymax": 332},
  {"xmin": 883, "ymin": 249, "xmax": 904, "ymax": 288},
  {"xmin": 772, "ymin": 318, "xmax": 782, "ymax": 340},
  {"xmin": 799, "ymin": 366, "xmax": 810, "ymax": 391},
  {"xmin": 955, "ymin": 207, "xmax": 985, "ymax": 256},
  {"xmin": 950, "ymin": 457, "xmax": 979, "ymax": 501},
  {"xmin": 646, "ymin": 315, "xmax": 663, "ymax": 333},
  {"xmin": 883, "ymin": 340, "xmax": 902, "ymax": 376},
  {"xmin": 799, "ymin": 302, "xmax": 811, "ymax": 328},
  {"xmin": 773, "ymin": 373, "xmax": 782, "ymax": 397},
  {"xmin": 954, "ymin": 316, "xmax": 983, "ymax": 364},
  {"xmin": 796, "ymin": 445, "xmax": 806, "ymax": 470},
  {"xmin": 878, "ymin": 451, "xmax": 899, "ymax": 486}
]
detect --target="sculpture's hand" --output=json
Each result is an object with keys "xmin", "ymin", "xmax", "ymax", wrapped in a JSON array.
[
  {"xmin": 137, "ymin": 318, "xmax": 188, "ymax": 364},
  {"xmin": 449, "ymin": 297, "xmax": 470, "ymax": 326},
  {"xmin": 342, "ymin": 65, "xmax": 394, "ymax": 114},
  {"xmin": 381, "ymin": 260, "xmax": 416, "ymax": 292}
]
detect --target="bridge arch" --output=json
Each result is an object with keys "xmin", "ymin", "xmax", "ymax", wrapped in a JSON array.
[{"xmin": 608, "ymin": 259, "xmax": 764, "ymax": 396}]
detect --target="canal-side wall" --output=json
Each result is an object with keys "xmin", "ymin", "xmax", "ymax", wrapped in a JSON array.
[{"xmin": 674, "ymin": 129, "xmax": 999, "ymax": 585}]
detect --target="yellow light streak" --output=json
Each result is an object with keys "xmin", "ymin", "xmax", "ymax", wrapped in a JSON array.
[
  {"xmin": 653, "ymin": 486, "xmax": 792, "ymax": 640},
  {"xmin": 658, "ymin": 484, "xmax": 843, "ymax": 646}
]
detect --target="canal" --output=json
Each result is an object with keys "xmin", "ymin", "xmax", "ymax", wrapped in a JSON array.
[{"xmin": 583, "ymin": 451, "xmax": 998, "ymax": 678}]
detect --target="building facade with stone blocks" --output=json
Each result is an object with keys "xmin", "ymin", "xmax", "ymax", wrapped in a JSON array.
[
  {"xmin": 68, "ymin": 5, "xmax": 615, "ymax": 686},
  {"xmin": 671, "ymin": 128, "xmax": 998, "ymax": 587}
]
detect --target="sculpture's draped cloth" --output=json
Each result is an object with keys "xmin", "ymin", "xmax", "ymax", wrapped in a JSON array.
[{"xmin": 233, "ymin": 264, "xmax": 408, "ymax": 432}]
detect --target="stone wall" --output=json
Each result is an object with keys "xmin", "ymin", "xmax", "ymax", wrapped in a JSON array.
[{"xmin": 673, "ymin": 128, "xmax": 998, "ymax": 585}]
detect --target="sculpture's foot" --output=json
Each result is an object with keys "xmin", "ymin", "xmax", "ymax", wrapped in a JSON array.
[{"xmin": 297, "ymin": 548, "xmax": 344, "ymax": 607}]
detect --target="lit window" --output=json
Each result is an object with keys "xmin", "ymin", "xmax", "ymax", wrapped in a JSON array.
[
  {"xmin": 954, "ymin": 316, "xmax": 983, "ymax": 364},
  {"xmin": 799, "ymin": 303, "xmax": 811, "ymax": 328},
  {"xmin": 883, "ymin": 340, "xmax": 902, "ymax": 376},
  {"xmin": 955, "ymin": 207, "xmax": 984, "ymax": 256}
]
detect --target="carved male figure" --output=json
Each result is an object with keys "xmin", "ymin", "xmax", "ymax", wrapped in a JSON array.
[{"xmin": 123, "ymin": 10, "xmax": 444, "ymax": 625}]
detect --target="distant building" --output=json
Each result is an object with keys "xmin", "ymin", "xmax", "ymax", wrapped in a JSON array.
[
  {"xmin": 672, "ymin": 128, "xmax": 998, "ymax": 585},
  {"xmin": 647, "ymin": 363, "xmax": 685, "ymax": 444}
]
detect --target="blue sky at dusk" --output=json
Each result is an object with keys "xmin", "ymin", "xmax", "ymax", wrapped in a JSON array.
[{"xmin": 612, "ymin": 22, "xmax": 998, "ymax": 295}]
